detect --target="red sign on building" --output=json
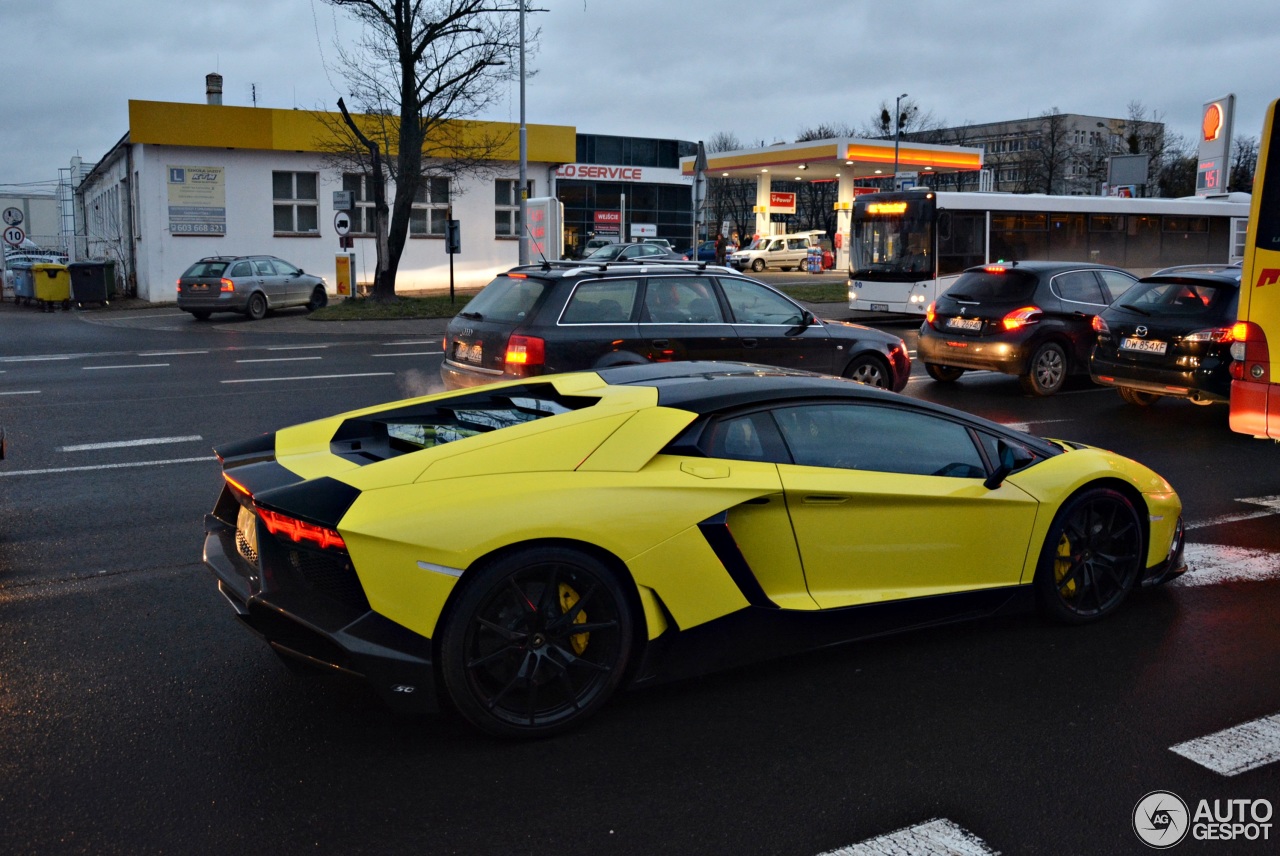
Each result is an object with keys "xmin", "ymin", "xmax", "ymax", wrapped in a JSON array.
[
  {"xmin": 769, "ymin": 191, "xmax": 796, "ymax": 214},
  {"xmin": 594, "ymin": 210, "xmax": 621, "ymax": 232}
]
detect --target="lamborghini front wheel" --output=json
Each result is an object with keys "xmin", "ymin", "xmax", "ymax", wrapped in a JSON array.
[
  {"xmin": 1035, "ymin": 487, "xmax": 1143, "ymax": 624},
  {"xmin": 440, "ymin": 546, "xmax": 634, "ymax": 738}
]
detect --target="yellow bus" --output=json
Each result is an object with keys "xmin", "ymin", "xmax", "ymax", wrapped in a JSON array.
[{"xmin": 1230, "ymin": 98, "xmax": 1280, "ymax": 439}]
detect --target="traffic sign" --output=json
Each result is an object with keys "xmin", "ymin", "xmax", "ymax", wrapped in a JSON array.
[
  {"xmin": 3, "ymin": 206, "xmax": 23, "ymax": 226},
  {"xmin": 333, "ymin": 211, "xmax": 352, "ymax": 236},
  {"xmin": 3, "ymin": 225, "xmax": 26, "ymax": 247}
]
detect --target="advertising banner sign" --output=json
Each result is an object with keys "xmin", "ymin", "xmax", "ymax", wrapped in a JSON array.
[
  {"xmin": 167, "ymin": 166, "xmax": 226, "ymax": 235},
  {"xmin": 770, "ymin": 191, "xmax": 796, "ymax": 214}
]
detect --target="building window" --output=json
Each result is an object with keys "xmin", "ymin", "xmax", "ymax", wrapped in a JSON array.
[
  {"xmin": 410, "ymin": 176, "xmax": 450, "ymax": 236},
  {"xmin": 342, "ymin": 172, "xmax": 382, "ymax": 235},
  {"xmin": 495, "ymin": 179, "xmax": 534, "ymax": 237},
  {"xmin": 273, "ymin": 171, "xmax": 319, "ymax": 234}
]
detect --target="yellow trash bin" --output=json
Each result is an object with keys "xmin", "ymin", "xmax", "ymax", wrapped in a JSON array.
[{"xmin": 32, "ymin": 263, "xmax": 71, "ymax": 311}]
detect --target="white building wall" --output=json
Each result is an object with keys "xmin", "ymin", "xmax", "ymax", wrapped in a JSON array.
[{"xmin": 124, "ymin": 144, "xmax": 542, "ymax": 303}]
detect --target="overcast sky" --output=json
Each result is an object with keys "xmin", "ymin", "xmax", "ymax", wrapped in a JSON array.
[{"xmin": 3, "ymin": 0, "xmax": 1278, "ymax": 191}]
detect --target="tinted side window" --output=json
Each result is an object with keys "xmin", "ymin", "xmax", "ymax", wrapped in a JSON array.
[
  {"xmin": 254, "ymin": 260, "xmax": 276, "ymax": 276},
  {"xmin": 772, "ymin": 403, "xmax": 986, "ymax": 478},
  {"xmin": 228, "ymin": 262, "xmax": 254, "ymax": 277},
  {"xmin": 642, "ymin": 277, "xmax": 722, "ymax": 323},
  {"xmin": 1098, "ymin": 270, "xmax": 1137, "ymax": 301},
  {"xmin": 719, "ymin": 278, "xmax": 803, "ymax": 325},
  {"xmin": 560, "ymin": 279, "xmax": 639, "ymax": 324},
  {"xmin": 1052, "ymin": 270, "xmax": 1106, "ymax": 305},
  {"xmin": 272, "ymin": 259, "xmax": 301, "ymax": 276}
]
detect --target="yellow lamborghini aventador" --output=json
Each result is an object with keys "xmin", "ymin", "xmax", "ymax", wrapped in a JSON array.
[{"xmin": 202, "ymin": 361, "xmax": 1185, "ymax": 737}]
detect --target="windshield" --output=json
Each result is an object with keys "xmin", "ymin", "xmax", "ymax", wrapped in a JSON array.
[
  {"xmin": 585, "ymin": 245, "xmax": 626, "ymax": 260},
  {"xmin": 851, "ymin": 196, "xmax": 935, "ymax": 281},
  {"xmin": 458, "ymin": 275, "xmax": 551, "ymax": 323}
]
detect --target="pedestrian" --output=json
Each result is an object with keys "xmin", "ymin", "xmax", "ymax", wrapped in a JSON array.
[{"xmin": 714, "ymin": 232, "xmax": 727, "ymax": 265}]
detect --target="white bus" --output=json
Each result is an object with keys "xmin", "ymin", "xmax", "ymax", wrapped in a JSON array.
[{"xmin": 848, "ymin": 190, "xmax": 1250, "ymax": 316}]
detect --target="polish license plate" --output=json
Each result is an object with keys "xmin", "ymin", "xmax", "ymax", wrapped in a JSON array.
[
  {"xmin": 455, "ymin": 340, "xmax": 483, "ymax": 363},
  {"xmin": 1120, "ymin": 337, "xmax": 1167, "ymax": 354},
  {"xmin": 947, "ymin": 316, "xmax": 982, "ymax": 331},
  {"xmin": 870, "ymin": 303, "xmax": 889, "ymax": 312}
]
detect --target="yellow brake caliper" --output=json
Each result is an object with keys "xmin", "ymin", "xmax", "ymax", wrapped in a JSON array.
[
  {"xmin": 558, "ymin": 583, "xmax": 589, "ymax": 655},
  {"xmin": 1054, "ymin": 533, "xmax": 1076, "ymax": 598}
]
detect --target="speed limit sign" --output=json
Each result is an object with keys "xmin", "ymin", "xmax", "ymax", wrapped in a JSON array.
[{"xmin": 3, "ymin": 225, "xmax": 26, "ymax": 247}]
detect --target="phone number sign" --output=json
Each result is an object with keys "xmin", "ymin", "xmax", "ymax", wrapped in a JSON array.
[{"xmin": 168, "ymin": 166, "xmax": 226, "ymax": 236}]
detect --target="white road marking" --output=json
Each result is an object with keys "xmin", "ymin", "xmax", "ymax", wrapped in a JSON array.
[
  {"xmin": 1172, "ymin": 544, "xmax": 1280, "ymax": 586},
  {"xmin": 1185, "ymin": 495, "xmax": 1280, "ymax": 530},
  {"xmin": 0, "ymin": 456, "xmax": 215, "ymax": 478},
  {"xmin": 82, "ymin": 364, "xmax": 169, "ymax": 370},
  {"xmin": 235, "ymin": 356, "xmax": 324, "ymax": 363},
  {"xmin": 816, "ymin": 818, "xmax": 996, "ymax": 856},
  {"xmin": 220, "ymin": 372, "xmax": 393, "ymax": 384},
  {"xmin": 383, "ymin": 340, "xmax": 441, "ymax": 346},
  {"xmin": 372, "ymin": 351, "xmax": 442, "ymax": 357},
  {"xmin": 1170, "ymin": 713, "xmax": 1280, "ymax": 776},
  {"xmin": 266, "ymin": 345, "xmax": 329, "ymax": 351},
  {"xmin": 0, "ymin": 354, "xmax": 76, "ymax": 362},
  {"xmin": 139, "ymin": 349, "xmax": 209, "ymax": 356},
  {"xmin": 58, "ymin": 435, "xmax": 203, "ymax": 453},
  {"xmin": 0, "ymin": 390, "xmax": 41, "ymax": 396}
]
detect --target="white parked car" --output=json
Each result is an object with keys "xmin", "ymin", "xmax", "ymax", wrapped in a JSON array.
[{"xmin": 728, "ymin": 233, "xmax": 821, "ymax": 273}]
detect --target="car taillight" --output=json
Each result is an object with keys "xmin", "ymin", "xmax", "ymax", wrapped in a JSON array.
[
  {"xmin": 504, "ymin": 335, "xmax": 545, "ymax": 367},
  {"xmin": 220, "ymin": 278, "xmax": 235, "ymax": 292},
  {"xmin": 1091, "ymin": 315, "xmax": 1109, "ymax": 335},
  {"xmin": 1183, "ymin": 326, "xmax": 1233, "ymax": 343},
  {"xmin": 925, "ymin": 301, "xmax": 936, "ymax": 325},
  {"xmin": 223, "ymin": 472, "xmax": 253, "ymax": 499},
  {"xmin": 1229, "ymin": 321, "xmax": 1271, "ymax": 382},
  {"xmin": 257, "ymin": 506, "xmax": 346, "ymax": 551},
  {"xmin": 1002, "ymin": 305, "xmax": 1042, "ymax": 331}
]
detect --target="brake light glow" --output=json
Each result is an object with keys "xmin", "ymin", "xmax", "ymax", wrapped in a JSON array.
[
  {"xmin": 1228, "ymin": 321, "xmax": 1270, "ymax": 382},
  {"xmin": 507, "ymin": 272, "xmax": 529, "ymax": 279},
  {"xmin": 925, "ymin": 301, "xmax": 936, "ymax": 324},
  {"xmin": 504, "ymin": 335, "xmax": 545, "ymax": 367},
  {"xmin": 1092, "ymin": 315, "xmax": 1109, "ymax": 335},
  {"xmin": 1183, "ymin": 327, "xmax": 1233, "ymax": 343},
  {"xmin": 1002, "ymin": 306, "xmax": 1042, "ymax": 331},
  {"xmin": 223, "ymin": 473, "xmax": 252, "ymax": 498},
  {"xmin": 257, "ymin": 506, "xmax": 347, "ymax": 551},
  {"xmin": 984, "ymin": 264, "xmax": 1007, "ymax": 274},
  {"xmin": 220, "ymin": 278, "xmax": 235, "ymax": 292}
]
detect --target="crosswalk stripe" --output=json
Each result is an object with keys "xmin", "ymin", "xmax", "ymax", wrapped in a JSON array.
[
  {"xmin": 1170, "ymin": 713, "xmax": 1280, "ymax": 776},
  {"xmin": 815, "ymin": 819, "xmax": 996, "ymax": 856}
]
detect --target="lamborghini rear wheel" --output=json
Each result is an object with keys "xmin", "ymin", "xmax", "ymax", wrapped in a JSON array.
[
  {"xmin": 440, "ymin": 546, "xmax": 634, "ymax": 738},
  {"xmin": 1035, "ymin": 487, "xmax": 1143, "ymax": 624}
]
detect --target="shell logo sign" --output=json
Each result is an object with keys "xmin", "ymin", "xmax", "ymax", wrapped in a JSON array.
[{"xmin": 1203, "ymin": 102, "xmax": 1223, "ymax": 142}]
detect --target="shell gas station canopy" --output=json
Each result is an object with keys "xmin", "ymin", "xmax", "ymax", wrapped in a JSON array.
[{"xmin": 680, "ymin": 136, "xmax": 984, "ymax": 249}]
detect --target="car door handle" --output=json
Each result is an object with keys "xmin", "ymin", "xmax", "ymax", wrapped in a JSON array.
[
  {"xmin": 742, "ymin": 338, "xmax": 758, "ymax": 348},
  {"xmin": 651, "ymin": 339, "xmax": 669, "ymax": 348},
  {"xmin": 803, "ymin": 495, "xmax": 848, "ymax": 504}
]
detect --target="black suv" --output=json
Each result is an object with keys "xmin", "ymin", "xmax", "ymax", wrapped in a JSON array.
[
  {"xmin": 918, "ymin": 261, "xmax": 1138, "ymax": 396},
  {"xmin": 441, "ymin": 261, "xmax": 910, "ymax": 391},
  {"xmin": 1090, "ymin": 264, "xmax": 1241, "ymax": 406}
]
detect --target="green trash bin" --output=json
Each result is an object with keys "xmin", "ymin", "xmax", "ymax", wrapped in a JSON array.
[{"xmin": 32, "ymin": 263, "xmax": 71, "ymax": 311}]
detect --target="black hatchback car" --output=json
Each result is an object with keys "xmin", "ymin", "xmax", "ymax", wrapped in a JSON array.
[
  {"xmin": 441, "ymin": 261, "xmax": 910, "ymax": 391},
  {"xmin": 1090, "ymin": 264, "xmax": 1241, "ymax": 406},
  {"xmin": 918, "ymin": 261, "xmax": 1138, "ymax": 395}
]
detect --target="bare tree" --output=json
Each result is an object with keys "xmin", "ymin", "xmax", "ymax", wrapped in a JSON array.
[
  {"xmin": 1231, "ymin": 135, "xmax": 1259, "ymax": 192},
  {"xmin": 705, "ymin": 131, "xmax": 757, "ymax": 244},
  {"xmin": 1156, "ymin": 131, "xmax": 1197, "ymax": 198},
  {"xmin": 323, "ymin": 0, "xmax": 524, "ymax": 300},
  {"xmin": 861, "ymin": 97, "xmax": 940, "ymax": 140},
  {"xmin": 1020, "ymin": 108, "xmax": 1075, "ymax": 194}
]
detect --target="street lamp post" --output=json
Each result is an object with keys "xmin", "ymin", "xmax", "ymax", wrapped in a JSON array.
[
  {"xmin": 893, "ymin": 92, "xmax": 908, "ymax": 189},
  {"xmin": 517, "ymin": 0, "xmax": 528, "ymax": 265}
]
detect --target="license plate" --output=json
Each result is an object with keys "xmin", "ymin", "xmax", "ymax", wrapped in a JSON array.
[
  {"xmin": 870, "ymin": 303, "xmax": 889, "ymax": 312},
  {"xmin": 1120, "ymin": 337, "xmax": 1167, "ymax": 354},
  {"xmin": 947, "ymin": 317, "xmax": 982, "ymax": 331},
  {"xmin": 455, "ymin": 340, "xmax": 483, "ymax": 364}
]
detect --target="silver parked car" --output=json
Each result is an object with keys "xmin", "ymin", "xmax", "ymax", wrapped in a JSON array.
[{"xmin": 176, "ymin": 255, "xmax": 328, "ymax": 321}]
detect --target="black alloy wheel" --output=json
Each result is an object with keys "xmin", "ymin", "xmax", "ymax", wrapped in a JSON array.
[
  {"xmin": 306, "ymin": 286, "xmax": 328, "ymax": 312},
  {"xmin": 440, "ymin": 546, "xmax": 634, "ymax": 738},
  {"xmin": 246, "ymin": 292, "xmax": 268, "ymax": 321},
  {"xmin": 1035, "ymin": 487, "xmax": 1143, "ymax": 624},
  {"xmin": 1118, "ymin": 387, "xmax": 1162, "ymax": 406},
  {"xmin": 925, "ymin": 363, "xmax": 965, "ymax": 383},
  {"xmin": 1020, "ymin": 341, "xmax": 1068, "ymax": 396},
  {"xmin": 844, "ymin": 354, "xmax": 890, "ymax": 388}
]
